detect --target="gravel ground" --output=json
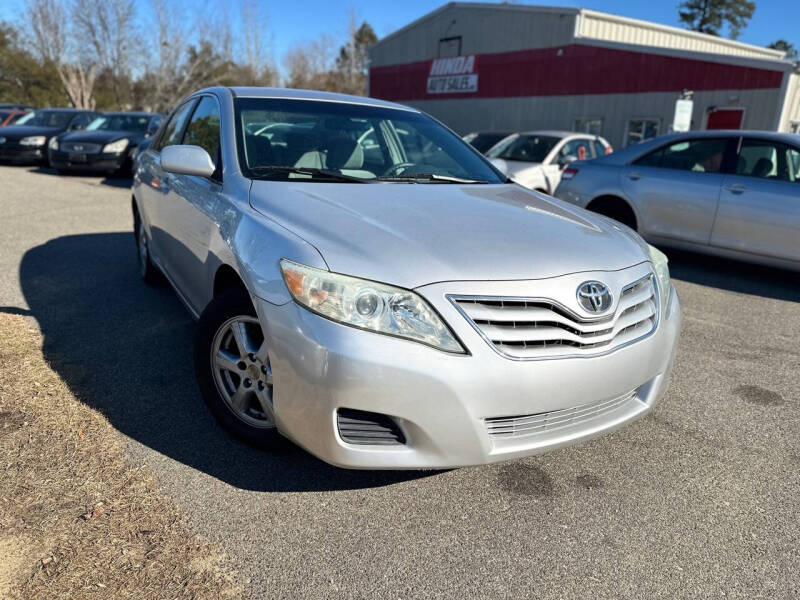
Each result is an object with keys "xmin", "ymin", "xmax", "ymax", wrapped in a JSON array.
[{"xmin": 1, "ymin": 164, "xmax": 798, "ymax": 599}]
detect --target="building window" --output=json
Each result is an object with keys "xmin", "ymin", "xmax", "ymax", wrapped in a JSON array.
[
  {"xmin": 574, "ymin": 118, "xmax": 603, "ymax": 136},
  {"xmin": 438, "ymin": 36, "xmax": 462, "ymax": 58},
  {"xmin": 790, "ymin": 121, "xmax": 800, "ymax": 134},
  {"xmin": 626, "ymin": 119, "xmax": 661, "ymax": 146}
]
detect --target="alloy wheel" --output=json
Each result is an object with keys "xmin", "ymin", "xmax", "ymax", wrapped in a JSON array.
[{"xmin": 210, "ymin": 315, "xmax": 275, "ymax": 429}]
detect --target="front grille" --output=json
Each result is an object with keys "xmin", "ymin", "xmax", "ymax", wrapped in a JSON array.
[
  {"xmin": 61, "ymin": 141, "xmax": 102, "ymax": 153},
  {"xmin": 337, "ymin": 408, "xmax": 406, "ymax": 445},
  {"xmin": 452, "ymin": 274, "xmax": 657, "ymax": 359},
  {"xmin": 485, "ymin": 389, "xmax": 638, "ymax": 440}
]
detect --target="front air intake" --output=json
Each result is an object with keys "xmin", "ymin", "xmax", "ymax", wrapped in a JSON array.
[{"xmin": 337, "ymin": 409, "xmax": 406, "ymax": 445}]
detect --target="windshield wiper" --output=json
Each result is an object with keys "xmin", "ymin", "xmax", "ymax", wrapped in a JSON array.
[
  {"xmin": 249, "ymin": 166, "xmax": 373, "ymax": 183},
  {"xmin": 374, "ymin": 173, "xmax": 489, "ymax": 184}
]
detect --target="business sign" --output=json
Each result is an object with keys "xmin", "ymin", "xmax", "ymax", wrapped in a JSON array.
[
  {"xmin": 672, "ymin": 98, "xmax": 693, "ymax": 132},
  {"xmin": 427, "ymin": 55, "xmax": 478, "ymax": 94}
]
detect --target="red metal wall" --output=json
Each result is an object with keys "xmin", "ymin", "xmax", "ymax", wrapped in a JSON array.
[{"xmin": 369, "ymin": 44, "xmax": 784, "ymax": 102}]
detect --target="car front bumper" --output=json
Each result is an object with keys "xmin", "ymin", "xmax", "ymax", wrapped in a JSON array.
[
  {"xmin": 49, "ymin": 149, "xmax": 128, "ymax": 173},
  {"xmin": 0, "ymin": 145, "xmax": 46, "ymax": 164},
  {"xmin": 254, "ymin": 266, "xmax": 681, "ymax": 470}
]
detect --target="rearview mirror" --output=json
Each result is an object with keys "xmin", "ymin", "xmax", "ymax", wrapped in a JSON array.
[{"xmin": 160, "ymin": 145, "xmax": 215, "ymax": 177}]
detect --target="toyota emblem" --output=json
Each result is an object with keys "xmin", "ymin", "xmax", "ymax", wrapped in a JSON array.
[{"xmin": 577, "ymin": 281, "xmax": 613, "ymax": 313}]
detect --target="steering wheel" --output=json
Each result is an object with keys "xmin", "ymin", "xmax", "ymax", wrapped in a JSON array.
[{"xmin": 383, "ymin": 162, "xmax": 415, "ymax": 176}]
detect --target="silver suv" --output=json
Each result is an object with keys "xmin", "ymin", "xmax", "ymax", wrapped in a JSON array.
[{"xmin": 132, "ymin": 87, "xmax": 680, "ymax": 469}]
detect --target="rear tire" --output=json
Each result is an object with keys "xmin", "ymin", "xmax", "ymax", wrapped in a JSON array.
[
  {"xmin": 194, "ymin": 290, "xmax": 286, "ymax": 449},
  {"xmin": 587, "ymin": 196, "xmax": 637, "ymax": 231}
]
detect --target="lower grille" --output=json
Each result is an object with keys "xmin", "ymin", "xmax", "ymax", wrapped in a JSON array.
[
  {"xmin": 61, "ymin": 141, "xmax": 102, "ymax": 153},
  {"xmin": 485, "ymin": 389, "xmax": 638, "ymax": 440},
  {"xmin": 337, "ymin": 408, "xmax": 406, "ymax": 445}
]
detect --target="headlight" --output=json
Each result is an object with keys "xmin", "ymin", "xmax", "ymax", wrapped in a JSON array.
[
  {"xmin": 20, "ymin": 136, "xmax": 46, "ymax": 147},
  {"xmin": 648, "ymin": 244, "xmax": 671, "ymax": 310},
  {"xmin": 280, "ymin": 259, "xmax": 464, "ymax": 353},
  {"xmin": 103, "ymin": 138, "xmax": 129, "ymax": 153},
  {"xmin": 48, "ymin": 137, "xmax": 59, "ymax": 151}
]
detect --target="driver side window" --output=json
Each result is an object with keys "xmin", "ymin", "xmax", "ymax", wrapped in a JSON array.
[
  {"xmin": 70, "ymin": 113, "xmax": 92, "ymax": 131},
  {"xmin": 154, "ymin": 100, "xmax": 196, "ymax": 152},
  {"xmin": 558, "ymin": 139, "xmax": 591, "ymax": 162}
]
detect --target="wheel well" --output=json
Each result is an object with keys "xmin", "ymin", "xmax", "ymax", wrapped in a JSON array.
[
  {"xmin": 586, "ymin": 195, "xmax": 637, "ymax": 230},
  {"xmin": 213, "ymin": 264, "xmax": 248, "ymax": 298}
]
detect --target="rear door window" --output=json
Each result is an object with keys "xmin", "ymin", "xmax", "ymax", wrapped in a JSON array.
[{"xmin": 736, "ymin": 139, "xmax": 799, "ymax": 183}]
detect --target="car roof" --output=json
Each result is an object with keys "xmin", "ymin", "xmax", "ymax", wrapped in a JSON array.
[
  {"xmin": 221, "ymin": 87, "xmax": 419, "ymax": 113},
  {"xmin": 469, "ymin": 130, "xmax": 514, "ymax": 135},
  {"xmin": 593, "ymin": 129, "xmax": 800, "ymax": 165},
  {"xmin": 101, "ymin": 111, "xmax": 157, "ymax": 117},
  {"xmin": 519, "ymin": 130, "xmax": 598, "ymax": 138},
  {"xmin": 37, "ymin": 108, "xmax": 94, "ymax": 113}
]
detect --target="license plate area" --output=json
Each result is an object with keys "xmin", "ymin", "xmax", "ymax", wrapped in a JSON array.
[{"xmin": 69, "ymin": 152, "xmax": 87, "ymax": 163}]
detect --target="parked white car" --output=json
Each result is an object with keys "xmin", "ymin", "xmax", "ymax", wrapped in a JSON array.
[{"xmin": 487, "ymin": 131, "xmax": 612, "ymax": 194}]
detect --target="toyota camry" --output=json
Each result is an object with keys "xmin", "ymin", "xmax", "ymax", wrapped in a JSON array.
[{"xmin": 132, "ymin": 87, "xmax": 681, "ymax": 469}]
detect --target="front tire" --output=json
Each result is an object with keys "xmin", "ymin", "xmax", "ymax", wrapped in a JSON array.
[{"xmin": 194, "ymin": 290, "xmax": 285, "ymax": 449}]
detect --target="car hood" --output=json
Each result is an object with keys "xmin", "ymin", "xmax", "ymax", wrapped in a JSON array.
[
  {"xmin": 59, "ymin": 130, "xmax": 145, "ymax": 145},
  {"xmin": 249, "ymin": 181, "xmax": 648, "ymax": 289},
  {"xmin": 0, "ymin": 125, "xmax": 62, "ymax": 141}
]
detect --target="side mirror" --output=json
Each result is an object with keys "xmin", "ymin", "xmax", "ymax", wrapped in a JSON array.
[
  {"xmin": 160, "ymin": 145, "xmax": 215, "ymax": 177},
  {"xmin": 558, "ymin": 155, "xmax": 578, "ymax": 170},
  {"xmin": 71, "ymin": 123, "xmax": 85, "ymax": 131}
]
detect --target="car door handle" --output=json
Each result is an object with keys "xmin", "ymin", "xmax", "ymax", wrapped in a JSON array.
[
  {"xmin": 627, "ymin": 171, "xmax": 641, "ymax": 181},
  {"xmin": 724, "ymin": 183, "xmax": 746, "ymax": 194}
]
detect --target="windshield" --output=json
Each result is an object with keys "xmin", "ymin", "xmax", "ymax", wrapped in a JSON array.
[
  {"xmin": 487, "ymin": 134, "xmax": 560, "ymax": 163},
  {"xmin": 464, "ymin": 132, "xmax": 511, "ymax": 154},
  {"xmin": 14, "ymin": 110, "xmax": 74, "ymax": 128},
  {"xmin": 87, "ymin": 114, "xmax": 151, "ymax": 132},
  {"xmin": 234, "ymin": 98, "xmax": 505, "ymax": 183}
]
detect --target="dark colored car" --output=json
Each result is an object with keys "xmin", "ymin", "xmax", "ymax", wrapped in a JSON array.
[
  {"xmin": 0, "ymin": 110, "xmax": 31, "ymax": 127},
  {"xmin": 463, "ymin": 130, "xmax": 515, "ymax": 154},
  {"xmin": 49, "ymin": 112, "xmax": 163, "ymax": 176},
  {"xmin": 0, "ymin": 108, "xmax": 99, "ymax": 165}
]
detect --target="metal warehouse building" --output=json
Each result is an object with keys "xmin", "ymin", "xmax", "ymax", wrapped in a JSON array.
[{"xmin": 368, "ymin": 2, "xmax": 800, "ymax": 148}]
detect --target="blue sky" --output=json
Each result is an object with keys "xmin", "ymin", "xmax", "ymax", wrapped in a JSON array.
[{"xmin": 2, "ymin": 0, "xmax": 796, "ymax": 61}]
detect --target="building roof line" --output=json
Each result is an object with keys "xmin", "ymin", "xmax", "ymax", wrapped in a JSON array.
[
  {"xmin": 576, "ymin": 8, "xmax": 786, "ymax": 60},
  {"xmin": 370, "ymin": 2, "xmax": 787, "ymax": 64}
]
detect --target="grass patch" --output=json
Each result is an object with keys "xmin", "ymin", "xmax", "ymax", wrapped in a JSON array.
[{"xmin": 0, "ymin": 313, "xmax": 241, "ymax": 599}]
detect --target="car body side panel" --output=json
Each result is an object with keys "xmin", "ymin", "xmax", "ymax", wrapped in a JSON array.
[
  {"xmin": 619, "ymin": 165, "xmax": 723, "ymax": 244},
  {"xmin": 712, "ymin": 174, "xmax": 800, "ymax": 262}
]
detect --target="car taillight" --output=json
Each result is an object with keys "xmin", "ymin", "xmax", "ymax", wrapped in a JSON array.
[{"xmin": 562, "ymin": 167, "xmax": 579, "ymax": 181}]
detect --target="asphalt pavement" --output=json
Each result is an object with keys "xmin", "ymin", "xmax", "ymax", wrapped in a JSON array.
[{"xmin": 1, "ymin": 164, "xmax": 798, "ymax": 599}]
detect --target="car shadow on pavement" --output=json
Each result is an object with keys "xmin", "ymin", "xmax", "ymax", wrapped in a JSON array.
[
  {"xmin": 666, "ymin": 248, "xmax": 800, "ymax": 303},
  {"xmin": 28, "ymin": 166, "xmax": 133, "ymax": 188},
  {"xmin": 20, "ymin": 233, "xmax": 430, "ymax": 492}
]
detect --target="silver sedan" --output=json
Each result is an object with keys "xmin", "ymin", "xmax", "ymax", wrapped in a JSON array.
[
  {"xmin": 132, "ymin": 87, "xmax": 680, "ymax": 469},
  {"xmin": 554, "ymin": 131, "xmax": 800, "ymax": 271}
]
